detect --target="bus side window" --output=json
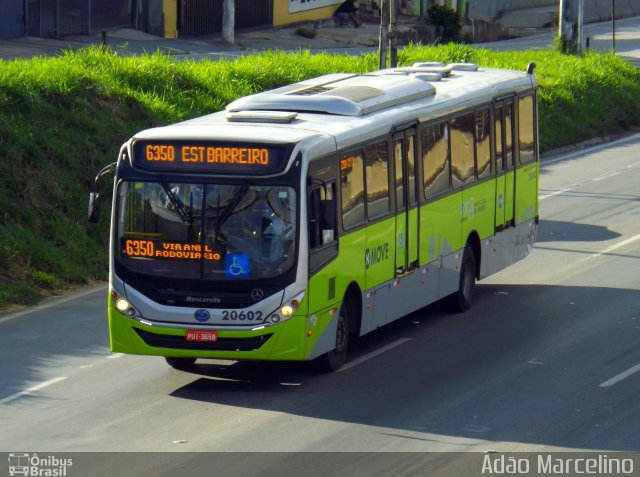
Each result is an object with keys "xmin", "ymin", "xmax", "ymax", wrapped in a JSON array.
[
  {"xmin": 451, "ymin": 113, "xmax": 476, "ymax": 189},
  {"xmin": 407, "ymin": 133, "xmax": 417, "ymax": 206},
  {"xmin": 518, "ymin": 94, "xmax": 536, "ymax": 164},
  {"xmin": 394, "ymin": 138, "xmax": 404, "ymax": 210},
  {"xmin": 309, "ymin": 182, "xmax": 337, "ymax": 249},
  {"xmin": 340, "ymin": 150, "xmax": 365, "ymax": 230},
  {"xmin": 494, "ymin": 105, "xmax": 504, "ymax": 172},
  {"xmin": 422, "ymin": 122, "xmax": 450, "ymax": 198},
  {"xmin": 364, "ymin": 141, "xmax": 390, "ymax": 220},
  {"xmin": 475, "ymin": 108, "xmax": 492, "ymax": 180},
  {"xmin": 505, "ymin": 100, "xmax": 515, "ymax": 169}
]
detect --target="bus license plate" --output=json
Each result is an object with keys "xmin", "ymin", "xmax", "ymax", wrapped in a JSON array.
[{"xmin": 186, "ymin": 330, "xmax": 218, "ymax": 342}]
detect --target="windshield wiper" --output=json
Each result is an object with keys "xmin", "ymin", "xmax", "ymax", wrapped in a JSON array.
[
  {"xmin": 211, "ymin": 181, "xmax": 254, "ymax": 245},
  {"xmin": 160, "ymin": 179, "xmax": 192, "ymax": 224}
]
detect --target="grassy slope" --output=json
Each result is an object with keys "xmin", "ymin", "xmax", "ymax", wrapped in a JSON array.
[{"xmin": 0, "ymin": 45, "xmax": 639, "ymax": 310}]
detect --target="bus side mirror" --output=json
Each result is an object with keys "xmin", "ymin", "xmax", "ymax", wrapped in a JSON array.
[
  {"xmin": 88, "ymin": 192, "xmax": 100, "ymax": 223},
  {"xmin": 320, "ymin": 199, "xmax": 335, "ymax": 230},
  {"xmin": 88, "ymin": 161, "xmax": 116, "ymax": 224}
]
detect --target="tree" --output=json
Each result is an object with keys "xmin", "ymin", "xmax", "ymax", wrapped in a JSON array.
[{"xmin": 427, "ymin": 4, "xmax": 462, "ymax": 43}]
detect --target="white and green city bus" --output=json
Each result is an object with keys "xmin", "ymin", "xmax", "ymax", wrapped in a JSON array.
[{"xmin": 90, "ymin": 62, "xmax": 539, "ymax": 371}]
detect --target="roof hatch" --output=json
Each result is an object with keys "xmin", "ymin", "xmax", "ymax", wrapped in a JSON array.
[
  {"xmin": 225, "ymin": 110, "xmax": 298, "ymax": 123},
  {"xmin": 226, "ymin": 73, "xmax": 435, "ymax": 117}
]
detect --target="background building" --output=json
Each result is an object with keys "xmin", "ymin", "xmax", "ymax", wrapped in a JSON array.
[
  {"xmin": 0, "ymin": 0, "xmax": 163, "ymax": 38},
  {"xmin": 0, "ymin": 0, "xmax": 487, "ymax": 40},
  {"xmin": 0, "ymin": 0, "xmax": 23, "ymax": 37},
  {"xmin": 0, "ymin": 0, "xmax": 638, "ymax": 40}
]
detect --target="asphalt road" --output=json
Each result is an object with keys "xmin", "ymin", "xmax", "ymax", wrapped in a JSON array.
[
  {"xmin": 184, "ymin": 16, "xmax": 640, "ymax": 64},
  {"xmin": 481, "ymin": 16, "xmax": 640, "ymax": 66},
  {"xmin": 1, "ymin": 133, "xmax": 639, "ymax": 463}
]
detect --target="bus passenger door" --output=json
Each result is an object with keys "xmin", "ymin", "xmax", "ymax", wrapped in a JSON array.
[
  {"xmin": 494, "ymin": 99, "xmax": 516, "ymax": 230},
  {"xmin": 393, "ymin": 129, "xmax": 419, "ymax": 276},
  {"xmin": 494, "ymin": 104, "xmax": 506, "ymax": 230},
  {"xmin": 504, "ymin": 98, "xmax": 516, "ymax": 227}
]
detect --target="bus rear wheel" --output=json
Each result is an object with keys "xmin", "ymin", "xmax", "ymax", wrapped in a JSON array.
[
  {"xmin": 165, "ymin": 357, "xmax": 197, "ymax": 370},
  {"xmin": 319, "ymin": 304, "xmax": 350, "ymax": 372},
  {"xmin": 447, "ymin": 243, "xmax": 476, "ymax": 313}
]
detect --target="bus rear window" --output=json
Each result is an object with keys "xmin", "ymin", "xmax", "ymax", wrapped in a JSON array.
[{"xmin": 519, "ymin": 95, "xmax": 536, "ymax": 164}]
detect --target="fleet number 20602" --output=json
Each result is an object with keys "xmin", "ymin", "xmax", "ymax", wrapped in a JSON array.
[{"xmin": 222, "ymin": 310, "xmax": 263, "ymax": 321}]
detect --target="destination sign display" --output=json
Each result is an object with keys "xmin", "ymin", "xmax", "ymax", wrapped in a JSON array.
[
  {"xmin": 122, "ymin": 239, "xmax": 222, "ymax": 262},
  {"xmin": 131, "ymin": 140, "xmax": 293, "ymax": 175}
]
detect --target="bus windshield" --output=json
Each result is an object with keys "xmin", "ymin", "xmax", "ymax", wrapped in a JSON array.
[{"xmin": 116, "ymin": 181, "xmax": 296, "ymax": 281}]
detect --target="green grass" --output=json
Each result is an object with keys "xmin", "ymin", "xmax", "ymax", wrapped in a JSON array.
[{"xmin": 1, "ymin": 44, "xmax": 639, "ymax": 311}]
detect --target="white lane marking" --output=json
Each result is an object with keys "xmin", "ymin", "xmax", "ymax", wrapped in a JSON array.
[
  {"xmin": 0, "ymin": 285, "xmax": 106, "ymax": 325},
  {"xmin": 463, "ymin": 424, "xmax": 491, "ymax": 433},
  {"xmin": 107, "ymin": 353, "xmax": 125, "ymax": 359},
  {"xmin": 539, "ymin": 168, "xmax": 630, "ymax": 201},
  {"xmin": 539, "ymin": 186, "xmax": 574, "ymax": 201},
  {"xmin": 541, "ymin": 132, "xmax": 640, "ymax": 165},
  {"xmin": 539, "ymin": 132, "xmax": 640, "ymax": 200},
  {"xmin": 0, "ymin": 377, "xmax": 68, "ymax": 405},
  {"xmin": 591, "ymin": 171, "xmax": 621, "ymax": 182},
  {"xmin": 586, "ymin": 233, "xmax": 640, "ymax": 261},
  {"xmin": 339, "ymin": 338, "xmax": 411, "ymax": 372},
  {"xmin": 599, "ymin": 362, "xmax": 640, "ymax": 388}
]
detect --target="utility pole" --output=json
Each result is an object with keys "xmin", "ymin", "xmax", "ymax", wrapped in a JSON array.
[
  {"xmin": 389, "ymin": 0, "xmax": 397, "ymax": 67},
  {"xmin": 558, "ymin": 0, "xmax": 566, "ymax": 41},
  {"xmin": 612, "ymin": 0, "xmax": 616, "ymax": 50},
  {"xmin": 378, "ymin": 0, "xmax": 388, "ymax": 69},
  {"xmin": 577, "ymin": 0, "xmax": 584, "ymax": 52},
  {"xmin": 222, "ymin": 0, "xmax": 235, "ymax": 44}
]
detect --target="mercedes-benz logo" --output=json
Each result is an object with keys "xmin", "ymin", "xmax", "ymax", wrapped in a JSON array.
[
  {"xmin": 251, "ymin": 288, "xmax": 264, "ymax": 301},
  {"xmin": 194, "ymin": 309, "xmax": 211, "ymax": 322}
]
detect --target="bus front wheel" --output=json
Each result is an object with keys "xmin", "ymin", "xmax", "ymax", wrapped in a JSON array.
[
  {"xmin": 165, "ymin": 356, "xmax": 197, "ymax": 370},
  {"xmin": 319, "ymin": 304, "xmax": 350, "ymax": 372},
  {"xmin": 447, "ymin": 243, "xmax": 476, "ymax": 313}
]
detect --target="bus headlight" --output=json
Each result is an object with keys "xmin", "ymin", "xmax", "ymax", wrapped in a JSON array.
[
  {"xmin": 115, "ymin": 298, "xmax": 139, "ymax": 317},
  {"xmin": 267, "ymin": 291, "xmax": 305, "ymax": 324},
  {"xmin": 115, "ymin": 298, "xmax": 130, "ymax": 312}
]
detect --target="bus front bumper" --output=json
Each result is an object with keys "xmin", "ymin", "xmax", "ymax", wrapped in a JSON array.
[{"xmin": 108, "ymin": 307, "xmax": 308, "ymax": 362}]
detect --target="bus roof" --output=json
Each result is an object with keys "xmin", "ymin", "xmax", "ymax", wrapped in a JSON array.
[{"xmin": 131, "ymin": 63, "xmax": 537, "ymax": 158}]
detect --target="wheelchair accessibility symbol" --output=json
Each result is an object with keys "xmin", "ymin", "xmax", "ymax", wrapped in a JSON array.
[{"xmin": 225, "ymin": 253, "xmax": 250, "ymax": 278}]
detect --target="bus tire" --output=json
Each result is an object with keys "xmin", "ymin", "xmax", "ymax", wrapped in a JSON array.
[
  {"xmin": 165, "ymin": 356, "xmax": 197, "ymax": 370},
  {"xmin": 319, "ymin": 303, "xmax": 350, "ymax": 372},
  {"xmin": 447, "ymin": 243, "xmax": 476, "ymax": 313}
]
